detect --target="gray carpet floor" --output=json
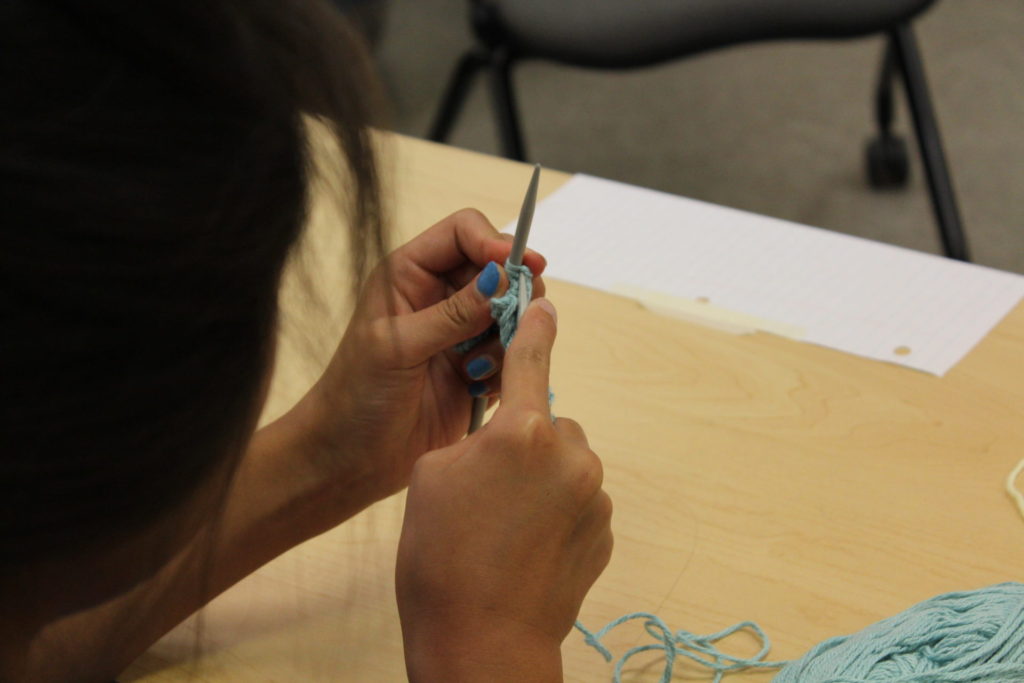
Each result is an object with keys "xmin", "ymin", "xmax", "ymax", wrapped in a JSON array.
[{"xmin": 372, "ymin": 1, "xmax": 1024, "ymax": 274}]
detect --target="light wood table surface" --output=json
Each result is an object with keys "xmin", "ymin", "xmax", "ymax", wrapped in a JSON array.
[{"xmin": 124, "ymin": 133, "xmax": 1024, "ymax": 682}]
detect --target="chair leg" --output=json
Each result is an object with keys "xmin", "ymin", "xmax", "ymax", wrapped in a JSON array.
[
  {"xmin": 875, "ymin": 38, "xmax": 898, "ymax": 136},
  {"xmin": 866, "ymin": 37, "xmax": 911, "ymax": 190},
  {"xmin": 890, "ymin": 24, "xmax": 970, "ymax": 262},
  {"xmin": 428, "ymin": 50, "xmax": 488, "ymax": 143},
  {"xmin": 489, "ymin": 46, "xmax": 527, "ymax": 161}
]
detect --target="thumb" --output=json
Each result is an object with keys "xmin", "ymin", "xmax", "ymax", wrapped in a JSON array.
[
  {"xmin": 395, "ymin": 261, "xmax": 508, "ymax": 364},
  {"xmin": 497, "ymin": 298, "xmax": 557, "ymax": 414}
]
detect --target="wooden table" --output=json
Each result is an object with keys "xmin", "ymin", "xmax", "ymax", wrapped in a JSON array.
[{"xmin": 123, "ymin": 133, "xmax": 1024, "ymax": 682}]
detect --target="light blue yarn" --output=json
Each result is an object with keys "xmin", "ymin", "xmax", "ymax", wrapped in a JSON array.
[
  {"xmin": 574, "ymin": 613, "xmax": 786, "ymax": 683},
  {"xmin": 490, "ymin": 261, "xmax": 533, "ymax": 349},
  {"xmin": 772, "ymin": 582, "xmax": 1024, "ymax": 683},
  {"xmin": 577, "ymin": 584, "xmax": 1024, "ymax": 683},
  {"xmin": 455, "ymin": 261, "xmax": 533, "ymax": 354},
  {"xmin": 456, "ymin": 260, "xmax": 555, "ymax": 408}
]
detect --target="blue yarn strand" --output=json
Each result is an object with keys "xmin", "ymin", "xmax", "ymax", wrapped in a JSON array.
[
  {"xmin": 577, "ymin": 584, "xmax": 1024, "ymax": 683},
  {"xmin": 575, "ymin": 613, "xmax": 786, "ymax": 683}
]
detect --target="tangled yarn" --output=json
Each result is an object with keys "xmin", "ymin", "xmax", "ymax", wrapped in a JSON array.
[
  {"xmin": 577, "ymin": 583, "xmax": 1024, "ymax": 683},
  {"xmin": 574, "ymin": 613, "xmax": 785, "ymax": 683}
]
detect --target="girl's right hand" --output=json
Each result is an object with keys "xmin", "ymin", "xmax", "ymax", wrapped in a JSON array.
[{"xmin": 395, "ymin": 298, "xmax": 613, "ymax": 682}]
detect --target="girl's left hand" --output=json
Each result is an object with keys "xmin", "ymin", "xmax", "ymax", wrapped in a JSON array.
[{"xmin": 297, "ymin": 208, "xmax": 547, "ymax": 501}]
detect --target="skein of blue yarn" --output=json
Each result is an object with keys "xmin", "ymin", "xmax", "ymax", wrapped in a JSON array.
[
  {"xmin": 578, "ymin": 583, "xmax": 1024, "ymax": 683},
  {"xmin": 773, "ymin": 582, "xmax": 1024, "ymax": 682}
]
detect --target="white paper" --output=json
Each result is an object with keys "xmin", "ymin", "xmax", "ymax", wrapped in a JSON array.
[{"xmin": 507, "ymin": 174, "xmax": 1024, "ymax": 376}]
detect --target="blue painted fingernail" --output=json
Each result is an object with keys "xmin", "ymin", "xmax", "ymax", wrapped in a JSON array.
[
  {"xmin": 468, "ymin": 381, "xmax": 489, "ymax": 397},
  {"xmin": 477, "ymin": 261, "xmax": 499, "ymax": 297},
  {"xmin": 466, "ymin": 355, "xmax": 495, "ymax": 380}
]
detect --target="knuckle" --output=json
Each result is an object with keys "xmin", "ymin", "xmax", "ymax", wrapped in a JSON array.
[
  {"xmin": 585, "ymin": 449, "xmax": 605, "ymax": 489},
  {"xmin": 570, "ymin": 451, "xmax": 604, "ymax": 503},
  {"xmin": 595, "ymin": 490, "xmax": 613, "ymax": 525},
  {"xmin": 519, "ymin": 409, "xmax": 558, "ymax": 451},
  {"xmin": 454, "ymin": 207, "xmax": 491, "ymax": 227},
  {"xmin": 557, "ymin": 417, "xmax": 585, "ymax": 438},
  {"xmin": 439, "ymin": 291, "xmax": 479, "ymax": 329},
  {"xmin": 369, "ymin": 316, "xmax": 393, "ymax": 341},
  {"xmin": 488, "ymin": 408, "xmax": 555, "ymax": 452},
  {"xmin": 388, "ymin": 252, "xmax": 415, "ymax": 280},
  {"xmin": 508, "ymin": 344, "xmax": 548, "ymax": 368},
  {"xmin": 598, "ymin": 529, "xmax": 614, "ymax": 570},
  {"xmin": 362, "ymin": 318, "xmax": 398, "ymax": 359}
]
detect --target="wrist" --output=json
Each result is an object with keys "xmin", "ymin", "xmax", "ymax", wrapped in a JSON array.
[
  {"xmin": 402, "ymin": 611, "xmax": 563, "ymax": 683},
  {"xmin": 241, "ymin": 393, "xmax": 382, "ymax": 547},
  {"xmin": 301, "ymin": 376, "xmax": 406, "ymax": 501}
]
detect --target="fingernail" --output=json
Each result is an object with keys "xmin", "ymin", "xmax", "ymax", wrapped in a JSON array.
[
  {"xmin": 477, "ymin": 261, "xmax": 499, "ymax": 297},
  {"xmin": 466, "ymin": 355, "xmax": 495, "ymax": 380},
  {"xmin": 534, "ymin": 298, "xmax": 557, "ymax": 327},
  {"xmin": 468, "ymin": 381, "xmax": 489, "ymax": 397}
]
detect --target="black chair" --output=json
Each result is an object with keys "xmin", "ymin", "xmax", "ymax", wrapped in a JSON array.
[{"xmin": 428, "ymin": 0, "xmax": 968, "ymax": 261}]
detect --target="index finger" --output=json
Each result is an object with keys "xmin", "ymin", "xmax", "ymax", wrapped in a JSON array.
[
  {"xmin": 397, "ymin": 209, "xmax": 549, "ymax": 277},
  {"xmin": 396, "ymin": 208, "xmax": 500, "ymax": 275},
  {"xmin": 498, "ymin": 298, "xmax": 558, "ymax": 414}
]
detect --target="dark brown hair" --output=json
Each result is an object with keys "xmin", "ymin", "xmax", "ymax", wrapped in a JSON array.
[{"xmin": 0, "ymin": 0, "xmax": 386, "ymax": 564}]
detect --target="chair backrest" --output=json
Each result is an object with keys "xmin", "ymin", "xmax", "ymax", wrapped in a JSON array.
[{"xmin": 486, "ymin": 0, "xmax": 937, "ymax": 68}]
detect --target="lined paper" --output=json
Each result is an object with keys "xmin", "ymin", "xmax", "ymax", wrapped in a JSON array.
[{"xmin": 508, "ymin": 174, "xmax": 1024, "ymax": 375}]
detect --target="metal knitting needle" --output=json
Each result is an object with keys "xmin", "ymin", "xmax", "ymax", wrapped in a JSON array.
[{"xmin": 468, "ymin": 163, "xmax": 541, "ymax": 434}]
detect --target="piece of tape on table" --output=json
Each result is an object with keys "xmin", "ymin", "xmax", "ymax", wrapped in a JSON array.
[{"xmin": 612, "ymin": 283, "xmax": 805, "ymax": 339}]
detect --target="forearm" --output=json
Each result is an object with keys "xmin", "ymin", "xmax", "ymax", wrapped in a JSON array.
[
  {"xmin": 28, "ymin": 395, "xmax": 382, "ymax": 682},
  {"xmin": 214, "ymin": 393, "xmax": 383, "ymax": 582}
]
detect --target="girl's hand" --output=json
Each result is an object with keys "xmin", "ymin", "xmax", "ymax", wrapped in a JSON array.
[
  {"xmin": 300, "ymin": 208, "xmax": 547, "ymax": 502},
  {"xmin": 396, "ymin": 299, "xmax": 613, "ymax": 681}
]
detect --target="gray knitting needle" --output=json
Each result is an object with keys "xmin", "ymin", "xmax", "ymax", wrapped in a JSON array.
[{"xmin": 468, "ymin": 163, "xmax": 541, "ymax": 434}]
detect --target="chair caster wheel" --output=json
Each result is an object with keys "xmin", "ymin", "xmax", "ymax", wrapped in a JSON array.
[{"xmin": 866, "ymin": 134, "xmax": 910, "ymax": 189}]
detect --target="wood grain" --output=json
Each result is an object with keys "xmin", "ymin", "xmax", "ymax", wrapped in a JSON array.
[{"xmin": 123, "ymin": 134, "xmax": 1024, "ymax": 682}]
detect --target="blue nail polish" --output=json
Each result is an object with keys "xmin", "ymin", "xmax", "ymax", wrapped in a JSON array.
[
  {"xmin": 466, "ymin": 356, "xmax": 494, "ymax": 380},
  {"xmin": 477, "ymin": 261, "xmax": 499, "ymax": 297},
  {"xmin": 468, "ymin": 381, "xmax": 489, "ymax": 397}
]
